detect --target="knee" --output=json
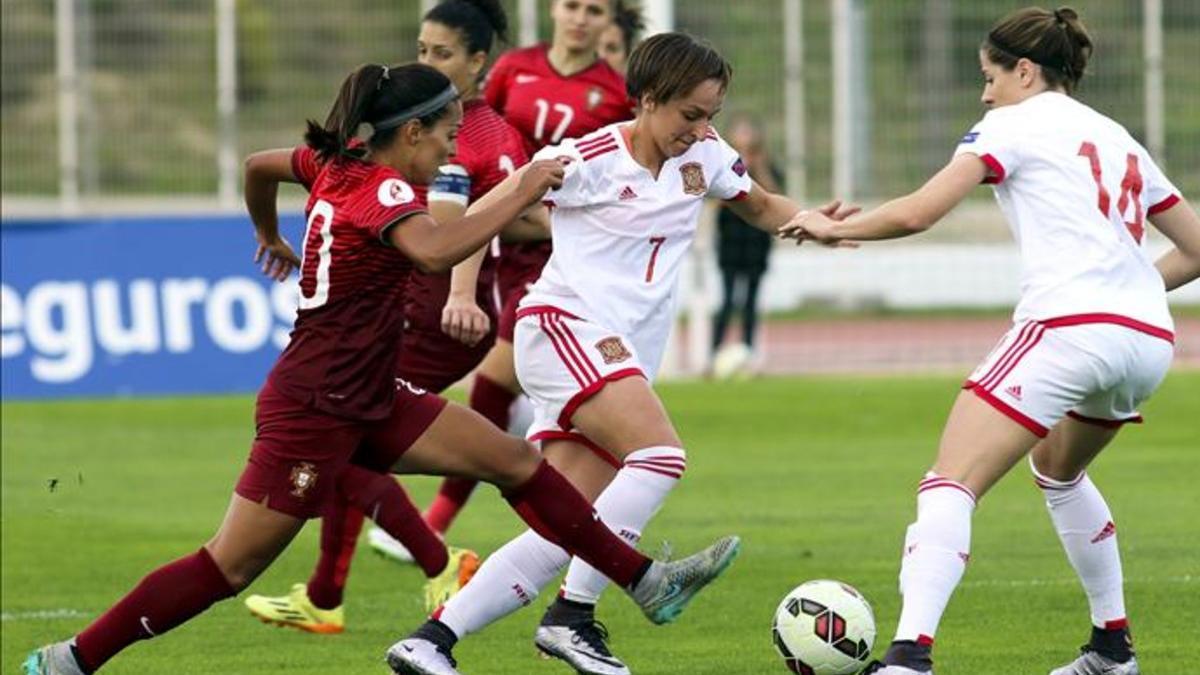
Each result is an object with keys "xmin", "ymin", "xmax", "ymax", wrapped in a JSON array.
[
  {"xmin": 1030, "ymin": 449, "xmax": 1083, "ymax": 483},
  {"xmin": 481, "ymin": 439, "xmax": 541, "ymax": 489},
  {"xmin": 203, "ymin": 545, "xmax": 266, "ymax": 593}
]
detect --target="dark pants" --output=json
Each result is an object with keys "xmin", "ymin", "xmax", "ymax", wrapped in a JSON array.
[{"xmin": 712, "ymin": 267, "xmax": 764, "ymax": 350}]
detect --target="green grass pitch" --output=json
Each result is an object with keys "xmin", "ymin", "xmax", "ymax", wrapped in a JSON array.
[{"xmin": 3, "ymin": 373, "xmax": 1196, "ymax": 674}]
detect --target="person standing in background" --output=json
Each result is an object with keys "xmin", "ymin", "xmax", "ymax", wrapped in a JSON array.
[{"xmin": 711, "ymin": 113, "xmax": 781, "ymax": 373}]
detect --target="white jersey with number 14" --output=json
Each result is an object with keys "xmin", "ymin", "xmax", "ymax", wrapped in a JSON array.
[
  {"xmin": 521, "ymin": 123, "xmax": 753, "ymax": 376},
  {"xmin": 954, "ymin": 91, "xmax": 1181, "ymax": 332}
]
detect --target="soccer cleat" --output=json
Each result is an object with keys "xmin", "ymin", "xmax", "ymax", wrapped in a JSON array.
[
  {"xmin": 245, "ymin": 583, "xmax": 344, "ymax": 634},
  {"xmin": 535, "ymin": 621, "xmax": 631, "ymax": 675},
  {"xmin": 860, "ymin": 663, "xmax": 932, "ymax": 675},
  {"xmin": 386, "ymin": 638, "xmax": 461, "ymax": 675},
  {"xmin": 629, "ymin": 534, "xmax": 741, "ymax": 625},
  {"xmin": 1049, "ymin": 648, "xmax": 1140, "ymax": 675},
  {"xmin": 22, "ymin": 643, "xmax": 85, "ymax": 675},
  {"xmin": 369, "ymin": 526, "xmax": 417, "ymax": 564},
  {"xmin": 423, "ymin": 547, "xmax": 481, "ymax": 613}
]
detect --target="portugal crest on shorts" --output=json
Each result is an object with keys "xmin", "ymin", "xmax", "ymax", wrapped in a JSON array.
[
  {"xmin": 596, "ymin": 336, "xmax": 632, "ymax": 364},
  {"xmin": 289, "ymin": 462, "xmax": 319, "ymax": 498},
  {"xmin": 679, "ymin": 162, "xmax": 707, "ymax": 195}
]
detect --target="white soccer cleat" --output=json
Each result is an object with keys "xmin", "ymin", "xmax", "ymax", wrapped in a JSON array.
[
  {"xmin": 369, "ymin": 526, "xmax": 416, "ymax": 564},
  {"xmin": 861, "ymin": 663, "xmax": 931, "ymax": 675},
  {"xmin": 385, "ymin": 638, "xmax": 461, "ymax": 675},
  {"xmin": 534, "ymin": 622, "xmax": 631, "ymax": 675},
  {"xmin": 1049, "ymin": 650, "xmax": 1140, "ymax": 675}
]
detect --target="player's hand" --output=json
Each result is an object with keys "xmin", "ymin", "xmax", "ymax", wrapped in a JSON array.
[
  {"xmin": 817, "ymin": 199, "xmax": 862, "ymax": 222},
  {"xmin": 441, "ymin": 294, "xmax": 491, "ymax": 346},
  {"xmin": 254, "ymin": 233, "xmax": 301, "ymax": 281},
  {"xmin": 516, "ymin": 159, "xmax": 566, "ymax": 203},
  {"xmin": 778, "ymin": 210, "xmax": 859, "ymax": 249}
]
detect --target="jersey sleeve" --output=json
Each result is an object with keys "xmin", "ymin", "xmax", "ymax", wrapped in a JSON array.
[
  {"xmin": 429, "ymin": 163, "xmax": 472, "ymax": 207},
  {"xmin": 290, "ymin": 145, "xmax": 321, "ymax": 190},
  {"xmin": 953, "ymin": 110, "xmax": 1021, "ymax": 184},
  {"xmin": 1140, "ymin": 149, "xmax": 1182, "ymax": 216},
  {"xmin": 706, "ymin": 133, "xmax": 754, "ymax": 201},
  {"xmin": 483, "ymin": 54, "xmax": 513, "ymax": 113},
  {"xmin": 532, "ymin": 141, "xmax": 588, "ymax": 208},
  {"xmin": 353, "ymin": 175, "xmax": 427, "ymax": 242}
]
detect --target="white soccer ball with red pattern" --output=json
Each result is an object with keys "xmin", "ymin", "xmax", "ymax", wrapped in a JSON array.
[{"xmin": 772, "ymin": 579, "xmax": 876, "ymax": 675}]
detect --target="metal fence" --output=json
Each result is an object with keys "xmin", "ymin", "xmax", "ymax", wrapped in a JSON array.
[{"xmin": 4, "ymin": 0, "xmax": 1197, "ymax": 209}]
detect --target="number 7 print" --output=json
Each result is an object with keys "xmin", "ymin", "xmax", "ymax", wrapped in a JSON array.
[{"xmin": 645, "ymin": 236, "xmax": 666, "ymax": 282}]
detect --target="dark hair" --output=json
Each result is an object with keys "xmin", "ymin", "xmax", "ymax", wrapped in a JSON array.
[
  {"xmin": 626, "ymin": 32, "xmax": 732, "ymax": 105},
  {"xmin": 305, "ymin": 63, "xmax": 456, "ymax": 161},
  {"xmin": 424, "ymin": 0, "xmax": 508, "ymax": 55},
  {"xmin": 983, "ymin": 6, "xmax": 1093, "ymax": 93},
  {"xmin": 611, "ymin": 1, "xmax": 645, "ymax": 54}
]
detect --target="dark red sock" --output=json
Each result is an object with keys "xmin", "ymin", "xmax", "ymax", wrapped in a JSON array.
[
  {"xmin": 424, "ymin": 376, "xmax": 514, "ymax": 533},
  {"xmin": 504, "ymin": 461, "xmax": 649, "ymax": 588},
  {"xmin": 425, "ymin": 479, "xmax": 478, "ymax": 533},
  {"xmin": 338, "ymin": 465, "xmax": 448, "ymax": 578},
  {"xmin": 75, "ymin": 547, "xmax": 235, "ymax": 671},
  {"xmin": 306, "ymin": 502, "xmax": 365, "ymax": 610}
]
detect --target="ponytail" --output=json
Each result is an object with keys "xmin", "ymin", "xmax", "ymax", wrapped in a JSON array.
[{"xmin": 305, "ymin": 63, "xmax": 457, "ymax": 161}]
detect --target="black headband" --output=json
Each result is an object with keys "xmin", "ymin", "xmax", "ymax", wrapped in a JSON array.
[{"xmin": 373, "ymin": 84, "xmax": 460, "ymax": 131}]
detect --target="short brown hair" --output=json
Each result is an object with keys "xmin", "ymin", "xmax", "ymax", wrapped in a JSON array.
[
  {"xmin": 626, "ymin": 32, "xmax": 732, "ymax": 105},
  {"xmin": 983, "ymin": 6, "xmax": 1093, "ymax": 94}
]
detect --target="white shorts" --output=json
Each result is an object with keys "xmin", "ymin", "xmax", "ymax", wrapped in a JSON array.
[
  {"xmin": 964, "ymin": 314, "xmax": 1174, "ymax": 437},
  {"xmin": 513, "ymin": 305, "xmax": 647, "ymax": 463}
]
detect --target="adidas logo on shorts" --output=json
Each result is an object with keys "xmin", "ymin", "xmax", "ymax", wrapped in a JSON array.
[{"xmin": 1004, "ymin": 384, "xmax": 1023, "ymax": 401}]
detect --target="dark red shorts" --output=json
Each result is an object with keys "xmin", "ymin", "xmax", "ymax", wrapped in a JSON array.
[
  {"xmin": 497, "ymin": 243, "xmax": 550, "ymax": 342},
  {"xmin": 398, "ymin": 328, "xmax": 495, "ymax": 393},
  {"xmin": 235, "ymin": 378, "xmax": 448, "ymax": 519}
]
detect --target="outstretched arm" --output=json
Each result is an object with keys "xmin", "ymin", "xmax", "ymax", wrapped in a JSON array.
[
  {"xmin": 781, "ymin": 153, "xmax": 986, "ymax": 244},
  {"xmin": 389, "ymin": 160, "xmax": 563, "ymax": 274},
  {"xmin": 243, "ymin": 149, "xmax": 303, "ymax": 281},
  {"xmin": 1149, "ymin": 197, "xmax": 1200, "ymax": 291},
  {"xmin": 726, "ymin": 179, "xmax": 861, "ymax": 235}
]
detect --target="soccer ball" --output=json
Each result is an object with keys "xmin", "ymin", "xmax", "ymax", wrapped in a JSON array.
[
  {"xmin": 711, "ymin": 342, "xmax": 753, "ymax": 379},
  {"xmin": 772, "ymin": 580, "xmax": 876, "ymax": 675}
]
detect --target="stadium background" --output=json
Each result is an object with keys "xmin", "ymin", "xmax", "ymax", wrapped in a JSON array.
[{"xmin": 3, "ymin": 4, "xmax": 1199, "ymax": 674}]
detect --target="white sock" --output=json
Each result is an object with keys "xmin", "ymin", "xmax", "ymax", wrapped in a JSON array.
[
  {"xmin": 559, "ymin": 446, "xmax": 686, "ymax": 604},
  {"xmin": 435, "ymin": 529, "xmax": 569, "ymax": 638},
  {"xmin": 1031, "ymin": 458, "xmax": 1127, "ymax": 628},
  {"xmin": 894, "ymin": 473, "xmax": 976, "ymax": 646}
]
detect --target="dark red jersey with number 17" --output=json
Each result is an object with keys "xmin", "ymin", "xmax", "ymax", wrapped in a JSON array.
[{"xmin": 267, "ymin": 145, "xmax": 427, "ymax": 421}]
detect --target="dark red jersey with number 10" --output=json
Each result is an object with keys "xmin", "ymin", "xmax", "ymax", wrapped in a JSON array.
[{"xmin": 267, "ymin": 146, "xmax": 427, "ymax": 421}]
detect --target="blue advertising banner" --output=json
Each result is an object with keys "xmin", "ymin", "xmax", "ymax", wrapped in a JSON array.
[{"xmin": 2, "ymin": 213, "xmax": 307, "ymax": 399}]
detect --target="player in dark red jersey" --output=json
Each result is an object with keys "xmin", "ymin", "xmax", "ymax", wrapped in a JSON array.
[
  {"xmin": 22, "ymin": 62, "xmax": 738, "ymax": 675},
  {"xmin": 242, "ymin": 0, "xmax": 542, "ymax": 634},
  {"xmin": 421, "ymin": 0, "xmax": 637, "ymax": 552}
]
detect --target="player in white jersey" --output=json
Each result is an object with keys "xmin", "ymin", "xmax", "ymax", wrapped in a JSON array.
[
  {"xmin": 388, "ymin": 33, "xmax": 854, "ymax": 675},
  {"xmin": 784, "ymin": 7, "xmax": 1200, "ymax": 675}
]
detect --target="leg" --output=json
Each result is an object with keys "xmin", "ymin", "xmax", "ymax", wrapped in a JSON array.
[
  {"xmin": 712, "ymin": 267, "xmax": 737, "ymax": 352},
  {"xmin": 741, "ymin": 270, "xmax": 763, "ymax": 348},
  {"xmin": 385, "ymin": 402, "xmax": 650, "ymax": 589},
  {"xmin": 1032, "ymin": 419, "xmax": 1137, "ymax": 669},
  {"xmin": 426, "ymin": 340, "xmax": 521, "ymax": 534},
  {"xmin": 883, "ymin": 390, "xmax": 1039, "ymax": 670},
  {"xmin": 71, "ymin": 494, "xmax": 301, "ymax": 671},
  {"xmin": 306, "ymin": 504, "xmax": 367, "ymax": 611},
  {"xmin": 433, "ymin": 439, "xmax": 614, "ymax": 642}
]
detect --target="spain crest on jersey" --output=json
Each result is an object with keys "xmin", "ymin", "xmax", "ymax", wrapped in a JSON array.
[
  {"xmin": 586, "ymin": 86, "xmax": 604, "ymax": 111},
  {"xmin": 680, "ymin": 162, "xmax": 707, "ymax": 195},
  {"xmin": 595, "ymin": 336, "xmax": 632, "ymax": 364},
  {"xmin": 289, "ymin": 462, "xmax": 319, "ymax": 498}
]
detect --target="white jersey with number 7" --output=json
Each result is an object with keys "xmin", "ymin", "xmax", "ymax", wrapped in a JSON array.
[
  {"xmin": 955, "ymin": 91, "xmax": 1181, "ymax": 332},
  {"xmin": 521, "ymin": 123, "xmax": 753, "ymax": 377}
]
